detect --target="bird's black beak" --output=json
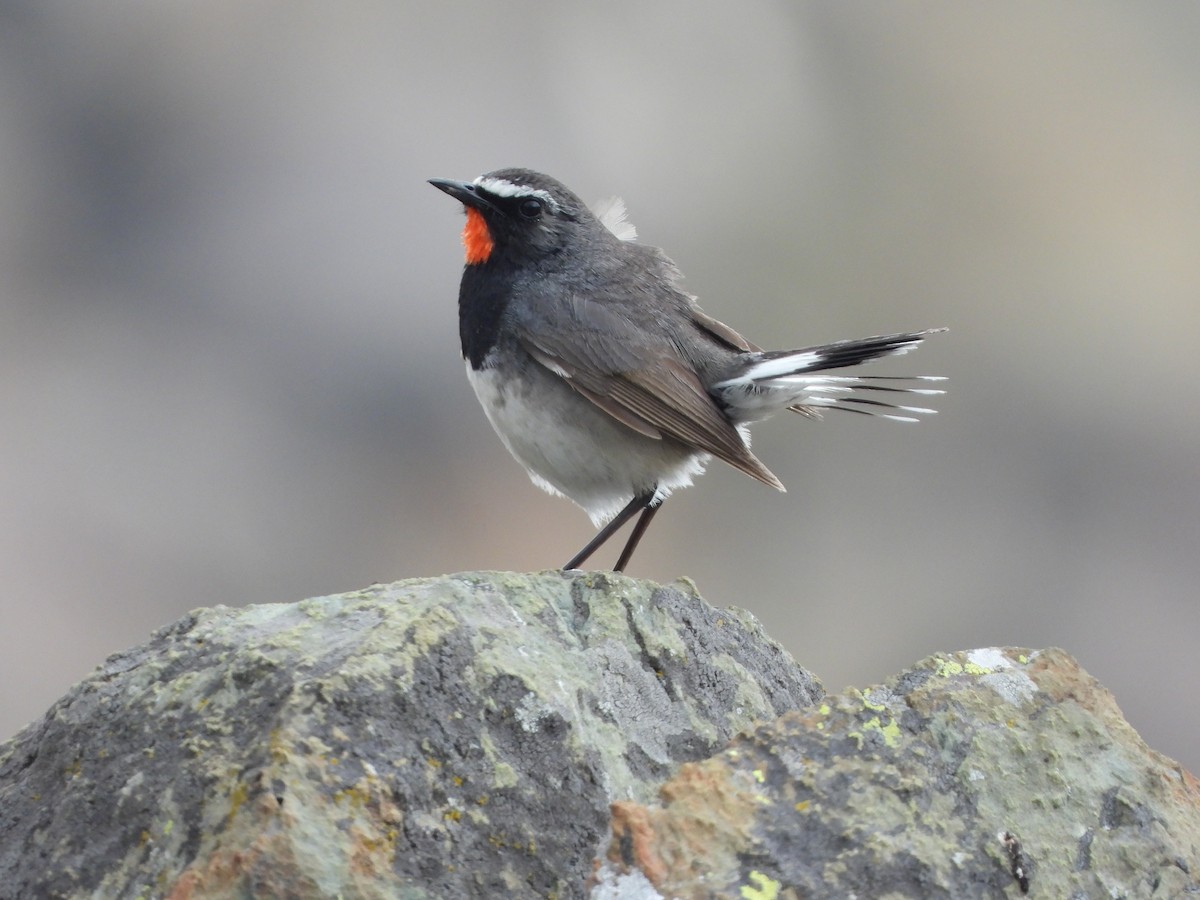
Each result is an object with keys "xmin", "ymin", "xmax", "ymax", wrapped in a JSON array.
[{"xmin": 429, "ymin": 178, "xmax": 492, "ymax": 211}]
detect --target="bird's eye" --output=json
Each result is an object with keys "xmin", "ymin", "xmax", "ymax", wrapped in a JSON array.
[{"xmin": 519, "ymin": 198, "xmax": 543, "ymax": 219}]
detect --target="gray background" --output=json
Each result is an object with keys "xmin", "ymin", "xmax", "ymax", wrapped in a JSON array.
[{"xmin": 3, "ymin": 4, "xmax": 1198, "ymax": 774}]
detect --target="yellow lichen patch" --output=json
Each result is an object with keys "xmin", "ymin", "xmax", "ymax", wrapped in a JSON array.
[
  {"xmin": 861, "ymin": 715, "xmax": 902, "ymax": 748},
  {"xmin": 332, "ymin": 784, "xmax": 372, "ymax": 809},
  {"xmin": 935, "ymin": 659, "xmax": 964, "ymax": 678},
  {"xmin": 740, "ymin": 869, "xmax": 781, "ymax": 900},
  {"xmin": 936, "ymin": 654, "xmax": 1001, "ymax": 677}
]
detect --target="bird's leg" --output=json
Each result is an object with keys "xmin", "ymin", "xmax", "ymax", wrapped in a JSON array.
[
  {"xmin": 562, "ymin": 491, "xmax": 657, "ymax": 571},
  {"xmin": 612, "ymin": 499, "xmax": 662, "ymax": 573}
]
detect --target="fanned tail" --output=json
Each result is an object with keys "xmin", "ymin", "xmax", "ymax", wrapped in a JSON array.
[
  {"xmin": 713, "ymin": 328, "xmax": 947, "ymax": 423},
  {"xmin": 783, "ymin": 374, "xmax": 947, "ymax": 422}
]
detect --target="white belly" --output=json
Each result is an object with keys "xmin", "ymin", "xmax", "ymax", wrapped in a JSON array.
[{"xmin": 466, "ymin": 361, "xmax": 708, "ymax": 526}]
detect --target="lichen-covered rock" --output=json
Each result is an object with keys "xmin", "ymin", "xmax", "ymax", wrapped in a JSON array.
[
  {"xmin": 593, "ymin": 647, "xmax": 1200, "ymax": 899},
  {"xmin": 0, "ymin": 571, "xmax": 820, "ymax": 899}
]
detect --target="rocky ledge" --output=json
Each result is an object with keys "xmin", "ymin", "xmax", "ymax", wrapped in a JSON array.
[{"xmin": 0, "ymin": 572, "xmax": 1196, "ymax": 899}]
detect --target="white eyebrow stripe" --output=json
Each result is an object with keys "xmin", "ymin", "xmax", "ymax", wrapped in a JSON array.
[{"xmin": 473, "ymin": 176, "xmax": 559, "ymax": 211}]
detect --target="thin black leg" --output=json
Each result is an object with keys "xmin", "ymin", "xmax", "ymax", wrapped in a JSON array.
[
  {"xmin": 562, "ymin": 491, "xmax": 655, "ymax": 571},
  {"xmin": 613, "ymin": 500, "xmax": 661, "ymax": 573}
]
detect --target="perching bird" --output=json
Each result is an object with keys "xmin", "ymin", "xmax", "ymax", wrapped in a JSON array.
[{"xmin": 431, "ymin": 168, "xmax": 945, "ymax": 572}]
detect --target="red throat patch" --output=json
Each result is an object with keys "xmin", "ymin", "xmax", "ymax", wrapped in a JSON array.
[{"xmin": 462, "ymin": 207, "xmax": 494, "ymax": 265}]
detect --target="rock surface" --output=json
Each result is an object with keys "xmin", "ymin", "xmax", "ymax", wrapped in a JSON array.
[
  {"xmin": 3, "ymin": 575, "xmax": 1198, "ymax": 899},
  {"xmin": 0, "ymin": 572, "xmax": 820, "ymax": 899},
  {"xmin": 593, "ymin": 647, "xmax": 1200, "ymax": 899}
]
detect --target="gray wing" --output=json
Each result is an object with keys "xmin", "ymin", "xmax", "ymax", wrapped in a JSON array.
[{"xmin": 515, "ymin": 292, "xmax": 783, "ymax": 490}]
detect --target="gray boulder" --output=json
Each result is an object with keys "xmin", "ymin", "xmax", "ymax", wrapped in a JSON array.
[
  {"xmin": 0, "ymin": 572, "xmax": 819, "ymax": 899},
  {"xmin": 4, "ymin": 573, "xmax": 1198, "ymax": 898},
  {"xmin": 593, "ymin": 647, "xmax": 1200, "ymax": 898}
]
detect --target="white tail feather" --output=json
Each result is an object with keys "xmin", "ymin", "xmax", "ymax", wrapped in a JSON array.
[{"xmin": 712, "ymin": 331, "xmax": 946, "ymax": 423}]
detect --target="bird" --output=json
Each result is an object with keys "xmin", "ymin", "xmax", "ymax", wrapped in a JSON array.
[{"xmin": 430, "ymin": 168, "xmax": 945, "ymax": 572}]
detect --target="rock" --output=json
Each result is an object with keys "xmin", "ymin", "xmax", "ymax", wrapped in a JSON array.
[
  {"xmin": 0, "ymin": 572, "xmax": 820, "ymax": 899},
  {"xmin": 5, "ymin": 576, "xmax": 1198, "ymax": 900},
  {"xmin": 593, "ymin": 647, "xmax": 1200, "ymax": 899}
]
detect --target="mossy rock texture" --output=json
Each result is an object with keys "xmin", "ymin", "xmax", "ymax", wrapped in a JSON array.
[
  {"xmin": 594, "ymin": 647, "xmax": 1200, "ymax": 899},
  {"xmin": 0, "ymin": 571, "xmax": 820, "ymax": 899},
  {"xmin": 3, "ymin": 574, "xmax": 1198, "ymax": 898}
]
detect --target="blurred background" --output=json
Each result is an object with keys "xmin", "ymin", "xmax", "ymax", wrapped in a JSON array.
[{"xmin": 2, "ymin": 3, "xmax": 1198, "ymax": 772}]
